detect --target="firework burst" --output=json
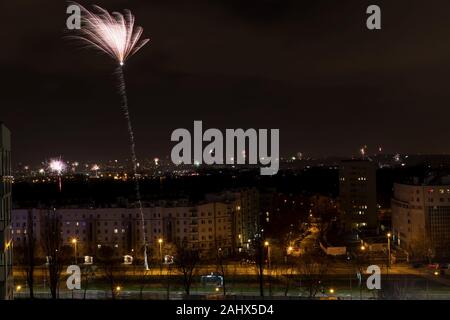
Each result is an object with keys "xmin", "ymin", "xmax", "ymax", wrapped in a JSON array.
[
  {"xmin": 70, "ymin": 2, "xmax": 149, "ymax": 66},
  {"xmin": 69, "ymin": 3, "xmax": 150, "ymax": 269},
  {"xmin": 49, "ymin": 158, "xmax": 67, "ymax": 192},
  {"xmin": 49, "ymin": 158, "xmax": 66, "ymax": 175}
]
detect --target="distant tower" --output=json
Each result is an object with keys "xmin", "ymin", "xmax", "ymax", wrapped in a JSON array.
[
  {"xmin": 0, "ymin": 123, "xmax": 13, "ymax": 299},
  {"xmin": 339, "ymin": 159, "xmax": 378, "ymax": 231}
]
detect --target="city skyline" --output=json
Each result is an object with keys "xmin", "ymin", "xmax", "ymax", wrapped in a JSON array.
[{"xmin": 3, "ymin": 0, "xmax": 450, "ymax": 164}]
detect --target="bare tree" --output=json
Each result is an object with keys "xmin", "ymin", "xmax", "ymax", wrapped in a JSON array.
[
  {"xmin": 296, "ymin": 253, "xmax": 329, "ymax": 298},
  {"xmin": 15, "ymin": 209, "xmax": 37, "ymax": 298},
  {"xmin": 216, "ymin": 248, "xmax": 227, "ymax": 296},
  {"xmin": 176, "ymin": 242, "xmax": 199, "ymax": 296},
  {"xmin": 377, "ymin": 278, "xmax": 416, "ymax": 300},
  {"xmin": 82, "ymin": 265, "xmax": 97, "ymax": 299},
  {"xmin": 253, "ymin": 236, "xmax": 265, "ymax": 297},
  {"xmin": 97, "ymin": 246, "xmax": 120, "ymax": 300},
  {"xmin": 281, "ymin": 262, "xmax": 295, "ymax": 296},
  {"xmin": 409, "ymin": 236, "xmax": 435, "ymax": 263},
  {"xmin": 352, "ymin": 251, "xmax": 368, "ymax": 300},
  {"xmin": 41, "ymin": 209, "xmax": 64, "ymax": 299}
]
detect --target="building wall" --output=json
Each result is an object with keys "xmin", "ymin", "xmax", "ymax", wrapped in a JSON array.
[
  {"xmin": 12, "ymin": 190, "xmax": 259, "ymax": 260},
  {"xmin": 0, "ymin": 124, "xmax": 13, "ymax": 300},
  {"xmin": 392, "ymin": 183, "xmax": 450, "ymax": 259},
  {"xmin": 339, "ymin": 160, "xmax": 377, "ymax": 231}
]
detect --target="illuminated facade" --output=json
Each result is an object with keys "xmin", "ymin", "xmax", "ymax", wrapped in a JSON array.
[
  {"xmin": 392, "ymin": 182, "xmax": 450, "ymax": 259},
  {"xmin": 0, "ymin": 124, "xmax": 13, "ymax": 300},
  {"xmin": 12, "ymin": 189, "xmax": 259, "ymax": 259}
]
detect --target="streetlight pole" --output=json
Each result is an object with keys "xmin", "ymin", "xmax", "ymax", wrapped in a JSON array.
[
  {"xmin": 347, "ymin": 254, "xmax": 352, "ymax": 300},
  {"xmin": 158, "ymin": 238, "xmax": 163, "ymax": 262},
  {"xmin": 264, "ymin": 241, "xmax": 271, "ymax": 296},
  {"xmin": 72, "ymin": 238, "xmax": 78, "ymax": 264},
  {"xmin": 360, "ymin": 245, "xmax": 365, "ymax": 300},
  {"xmin": 387, "ymin": 233, "xmax": 391, "ymax": 279},
  {"xmin": 158, "ymin": 238, "xmax": 163, "ymax": 275}
]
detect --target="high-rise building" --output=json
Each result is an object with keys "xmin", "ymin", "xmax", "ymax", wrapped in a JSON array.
[
  {"xmin": 392, "ymin": 180, "xmax": 450, "ymax": 259},
  {"xmin": 0, "ymin": 123, "xmax": 13, "ymax": 300},
  {"xmin": 339, "ymin": 159, "xmax": 377, "ymax": 231}
]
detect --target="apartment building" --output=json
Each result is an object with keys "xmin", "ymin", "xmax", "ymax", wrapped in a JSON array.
[
  {"xmin": 0, "ymin": 124, "xmax": 13, "ymax": 300},
  {"xmin": 12, "ymin": 189, "xmax": 259, "ymax": 260},
  {"xmin": 392, "ymin": 179, "xmax": 450, "ymax": 259},
  {"xmin": 339, "ymin": 159, "xmax": 378, "ymax": 231}
]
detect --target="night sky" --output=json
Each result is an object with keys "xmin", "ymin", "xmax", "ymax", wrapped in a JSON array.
[{"xmin": 2, "ymin": 0, "xmax": 450, "ymax": 164}]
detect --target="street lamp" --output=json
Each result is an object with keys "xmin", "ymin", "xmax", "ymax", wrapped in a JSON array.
[
  {"xmin": 71, "ymin": 238, "xmax": 78, "ymax": 264},
  {"xmin": 264, "ymin": 241, "xmax": 271, "ymax": 269},
  {"xmin": 264, "ymin": 241, "xmax": 272, "ymax": 296},
  {"xmin": 329, "ymin": 288, "xmax": 335, "ymax": 294},
  {"xmin": 360, "ymin": 245, "xmax": 366, "ymax": 251},
  {"xmin": 158, "ymin": 238, "xmax": 163, "ymax": 275},
  {"xmin": 16, "ymin": 285, "xmax": 22, "ymax": 292},
  {"xmin": 158, "ymin": 238, "xmax": 163, "ymax": 262}
]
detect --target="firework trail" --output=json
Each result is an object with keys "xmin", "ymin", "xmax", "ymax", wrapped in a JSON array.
[{"xmin": 69, "ymin": 2, "xmax": 150, "ymax": 269}]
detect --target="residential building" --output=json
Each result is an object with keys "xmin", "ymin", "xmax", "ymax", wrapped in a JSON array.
[
  {"xmin": 392, "ymin": 178, "xmax": 450, "ymax": 259},
  {"xmin": 339, "ymin": 159, "xmax": 377, "ymax": 231},
  {"xmin": 0, "ymin": 123, "xmax": 13, "ymax": 300},
  {"xmin": 12, "ymin": 189, "xmax": 259, "ymax": 260}
]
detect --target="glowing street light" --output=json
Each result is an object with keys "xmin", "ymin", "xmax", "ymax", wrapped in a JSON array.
[
  {"xmin": 72, "ymin": 238, "xmax": 78, "ymax": 264},
  {"xmin": 264, "ymin": 241, "xmax": 271, "ymax": 269},
  {"xmin": 158, "ymin": 238, "xmax": 163, "ymax": 262},
  {"xmin": 329, "ymin": 288, "xmax": 335, "ymax": 294}
]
